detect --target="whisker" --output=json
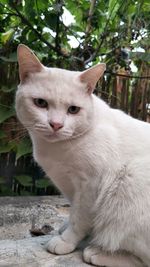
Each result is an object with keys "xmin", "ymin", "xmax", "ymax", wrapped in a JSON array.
[
  {"xmin": 1, "ymin": 119, "xmax": 35, "ymax": 126},
  {"xmin": 72, "ymin": 126, "xmax": 91, "ymax": 140},
  {"xmin": 8, "ymin": 133, "xmax": 29, "ymax": 143},
  {"xmin": 34, "ymin": 130, "xmax": 48, "ymax": 133},
  {"xmin": 2, "ymin": 131, "xmax": 27, "ymax": 136},
  {"xmin": 2, "ymin": 127, "xmax": 30, "ymax": 134},
  {"xmin": 1, "ymin": 122, "xmax": 29, "ymax": 127},
  {"xmin": 0, "ymin": 122, "xmax": 17, "ymax": 126},
  {"xmin": 34, "ymin": 126, "xmax": 49, "ymax": 131},
  {"xmin": 74, "ymin": 124, "xmax": 91, "ymax": 138},
  {"xmin": 35, "ymin": 123, "xmax": 47, "ymax": 126}
]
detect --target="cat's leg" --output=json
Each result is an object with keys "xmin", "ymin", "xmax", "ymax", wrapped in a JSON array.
[
  {"xmin": 123, "ymin": 238, "xmax": 150, "ymax": 267},
  {"xmin": 47, "ymin": 185, "xmax": 93, "ymax": 255},
  {"xmin": 83, "ymin": 246, "xmax": 145, "ymax": 267},
  {"xmin": 47, "ymin": 211, "xmax": 90, "ymax": 255},
  {"xmin": 58, "ymin": 219, "xmax": 68, "ymax": 234}
]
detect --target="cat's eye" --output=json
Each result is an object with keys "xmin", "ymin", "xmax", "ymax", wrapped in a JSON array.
[
  {"xmin": 33, "ymin": 98, "xmax": 48, "ymax": 108},
  {"xmin": 68, "ymin": 106, "xmax": 80, "ymax": 114}
]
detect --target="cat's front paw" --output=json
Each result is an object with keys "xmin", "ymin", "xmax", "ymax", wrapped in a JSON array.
[
  {"xmin": 83, "ymin": 246, "xmax": 106, "ymax": 267},
  {"xmin": 46, "ymin": 235, "xmax": 76, "ymax": 255}
]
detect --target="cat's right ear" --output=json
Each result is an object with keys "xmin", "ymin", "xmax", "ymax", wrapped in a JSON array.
[
  {"xmin": 79, "ymin": 63, "xmax": 106, "ymax": 94},
  {"xmin": 17, "ymin": 44, "xmax": 43, "ymax": 83}
]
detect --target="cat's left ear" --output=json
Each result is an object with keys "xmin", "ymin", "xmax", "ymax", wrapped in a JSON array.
[
  {"xmin": 17, "ymin": 44, "xmax": 44, "ymax": 83},
  {"xmin": 79, "ymin": 63, "xmax": 106, "ymax": 94}
]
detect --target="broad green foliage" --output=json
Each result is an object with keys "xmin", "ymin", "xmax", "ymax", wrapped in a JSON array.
[
  {"xmin": 0, "ymin": 175, "xmax": 51, "ymax": 196},
  {"xmin": 0, "ymin": 0, "xmax": 150, "ymax": 195},
  {"xmin": 0, "ymin": 106, "xmax": 15, "ymax": 123},
  {"xmin": 15, "ymin": 175, "xmax": 33, "ymax": 187},
  {"xmin": 0, "ymin": 141, "xmax": 15, "ymax": 153},
  {"xmin": 35, "ymin": 178, "xmax": 51, "ymax": 188},
  {"xmin": 16, "ymin": 137, "xmax": 32, "ymax": 160}
]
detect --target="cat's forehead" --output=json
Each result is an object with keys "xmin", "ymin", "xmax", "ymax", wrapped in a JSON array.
[
  {"xmin": 22, "ymin": 67, "xmax": 86, "ymax": 104},
  {"xmin": 33, "ymin": 67, "xmax": 78, "ymax": 80},
  {"xmin": 48, "ymin": 67, "xmax": 79, "ymax": 79},
  {"xmin": 43, "ymin": 67, "xmax": 82, "ymax": 94}
]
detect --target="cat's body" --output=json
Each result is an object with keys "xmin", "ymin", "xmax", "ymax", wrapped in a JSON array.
[{"xmin": 16, "ymin": 44, "xmax": 150, "ymax": 267}]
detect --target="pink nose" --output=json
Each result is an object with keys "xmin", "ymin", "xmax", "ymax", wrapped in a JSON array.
[{"xmin": 50, "ymin": 121, "xmax": 63, "ymax": 131}]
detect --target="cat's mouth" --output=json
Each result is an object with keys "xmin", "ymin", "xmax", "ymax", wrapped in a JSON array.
[
  {"xmin": 45, "ymin": 132, "xmax": 59, "ymax": 139},
  {"xmin": 32, "ymin": 123, "xmax": 89, "ymax": 142},
  {"xmin": 35, "ymin": 126, "xmax": 90, "ymax": 142},
  {"xmin": 30, "ymin": 124, "xmax": 72, "ymax": 142},
  {"xmin": 42, "ymin": 131, "xmax": 72, "ymax": 142}
]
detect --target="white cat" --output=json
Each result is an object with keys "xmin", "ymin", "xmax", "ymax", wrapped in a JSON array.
[{"xmin": 16, "ymin": 44, "xmax": 150, "ymax": 267}]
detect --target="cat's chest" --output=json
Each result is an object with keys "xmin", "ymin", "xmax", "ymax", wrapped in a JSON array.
[
  {"xmin": 35, "ymin": 142, "xmax": 84, "ymax": 171},
  {"xmin": 34, "ymin": 138, "xmax": 98, "ymax": 179},
  {"xmin": 33, "ymin": 126, "xmax": 119, "ymax": 180}
]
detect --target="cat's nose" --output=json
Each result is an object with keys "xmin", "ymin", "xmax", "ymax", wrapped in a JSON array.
[{"xmin": 49, "ymin": 121, "xmax": 63, "ymax": 131}]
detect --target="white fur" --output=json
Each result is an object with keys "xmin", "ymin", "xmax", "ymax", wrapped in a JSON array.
[{"xmin": 16, "ymin": 66, "xmax": 150, "ymax": 267}]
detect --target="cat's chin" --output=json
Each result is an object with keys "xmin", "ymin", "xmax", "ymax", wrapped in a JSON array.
[
  {"xmin": 41, "ymin": 130, "xmax": 88, "ymax": 143},
  {"xmin": 41, "ymin": 133, "xmax": 71, "ymax": 143}
]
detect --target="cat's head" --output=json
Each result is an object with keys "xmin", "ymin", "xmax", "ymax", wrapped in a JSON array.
[{"xmin": 16, "ymin": 44, "xmax": 105, "ymax": 143}]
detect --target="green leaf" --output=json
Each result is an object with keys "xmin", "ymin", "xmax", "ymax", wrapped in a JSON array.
[
  {"xmin": 0, "ymin": 130, "xmax": 6, "ymax": 139},
  {"xmin": 45, "ymin": 12, "xmax": 58, "ymax": 31},
  {"xmin": 14, "ymin": 175, "xmax": 33, "ymax": 187},
  {"xmin": 143, "ymin": 1, "xmax": 150, "ymax": 12},
  {"xmin": 127, "ymin": 4, "xmax": 136, "ymax": 16},
  {"xmin": 35, "ymin": 178, "xmax": 50, "ymax": 188},
  {"xmin": 1, "ymin": 85, "xmax": 16, "ymax": 92},
  {"xmin": 16, "ymin": 137, "xmax": 32, "ymax": 160},
  {"xmin": 1, "ymin": 29, "xmax": 14, "ymax": 44},
  {"xmin": 0, "ymin": 184, "xmax": 15, "ymax": 196},
  {"xmin": 0, "ymin": 106, "xmax": 15, "ymax": 123},
  {"xmin": 24, "ymin": 1, "xmax": 36, "ymax": 20},
  {"xmin": 37, "ymin": 0, "xmax": 49, "ymax": 11},
  {"xmin": 0, "ymin": 142, "xmax": 15, "ymax": 153},
  {"xmin": 130, "ymin": 52, "xmax": 150, "ymax": 62},
  {"xmin": 26, "ymin": 30, "xmax": 36, "ymax": 42},
  {"xmin": 0, "ymin": 0, "xmax": 8, "ymax": 3},
  {"xmin": 0, "ymin": 52, "xmax": 17, "ymax": 63},
  {"xmin": 108, "ymin": 0, "xmax": 120, "ymax": 20}
]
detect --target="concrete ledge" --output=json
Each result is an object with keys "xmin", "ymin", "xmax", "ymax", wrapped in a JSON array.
[
  {"xmin": 0, "ymin": 196, "xmax": 92, "ymax": 267},
  {"xmin": 0, "ymin": 236, "xmax": 91, "ymax": 267}
]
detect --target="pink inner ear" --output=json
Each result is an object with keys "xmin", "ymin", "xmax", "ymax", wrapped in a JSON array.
[
  {"xmin": 19, "ymin": 61, "xmax": 42, "ymax": 81},
  {"xmin": 17, "ymin": 44, "xmax": 43, "ymax": 83},
  {"xmin": 79, "ymin": 63, "xmax": 106, "ymax": 94},
  {"xmin": 87, "ymin": 83, "xmax": 93, "ymax": 94}
]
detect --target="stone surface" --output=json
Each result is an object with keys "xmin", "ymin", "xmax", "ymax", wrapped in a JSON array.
[
  {"xmin": 0, "ymin": 195, "xmax": 69, "ymax": 240},
  {"xmin": 0, "ymin": 196, "xmax": 92, "ymax": 267}
]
